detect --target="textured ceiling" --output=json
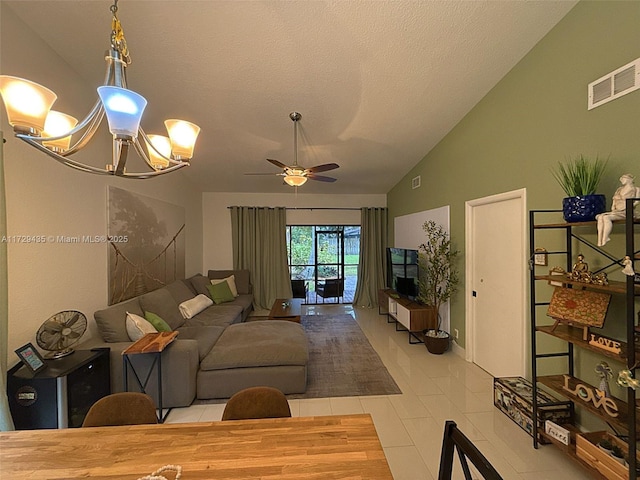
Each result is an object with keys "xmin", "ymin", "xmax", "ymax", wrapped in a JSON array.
[{"xmin": 5, "ymin": 0, "xmax": 576, "ymax": 194}]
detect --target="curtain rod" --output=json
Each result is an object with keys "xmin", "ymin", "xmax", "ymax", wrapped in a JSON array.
[{"xmin": 227, "ymin": 206, "xmax": 369, "ymax": 211}]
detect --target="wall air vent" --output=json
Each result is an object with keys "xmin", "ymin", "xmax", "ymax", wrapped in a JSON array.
[
  {"xmin": 588, "ymin": 57, "xmax": 640, "ymax": 110},
  {"xmin": 412, "ymin": 175, "xmax": 421, "ymax": 189}
]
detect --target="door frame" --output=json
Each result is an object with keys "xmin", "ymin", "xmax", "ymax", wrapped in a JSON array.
[{"xmin": 464, "ymin": 188, "xmax": 528, "ymax": 376}]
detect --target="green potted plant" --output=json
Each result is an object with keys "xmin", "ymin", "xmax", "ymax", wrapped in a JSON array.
[
  {"xmin": 550, "ymin": 155, "xmax": 608, "ymax": 222},
  {"xmin": 417, "ymin": 220, "xmax": 460, "ymax": 354},
  {"xmin": 610, "ymin": 445, "xmax": 625, "ymax": 465},
  {"xmin": 598, "ymin": 437, "xmax": 613, "ymax": 454}
]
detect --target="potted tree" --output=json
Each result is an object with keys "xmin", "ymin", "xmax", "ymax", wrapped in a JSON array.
[
  {"xmin": 417, "ymin": 220, "xmax": 460, "ymax": 354},
  {"xmin": 551, "ymin": 155, "xmax": 608, "ymax": 222}
]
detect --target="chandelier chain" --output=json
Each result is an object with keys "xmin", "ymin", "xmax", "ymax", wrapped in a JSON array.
[{"xmin": 110, "ymin": 0, "xmax": 131, "ymax": 64}]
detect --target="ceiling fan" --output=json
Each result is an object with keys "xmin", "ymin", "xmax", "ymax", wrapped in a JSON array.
[{"xmin": 246, "ymin": 112, "xmax": 339, "ymax": 186}]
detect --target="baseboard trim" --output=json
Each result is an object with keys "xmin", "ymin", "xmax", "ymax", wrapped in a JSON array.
[{"xmin": 452, "ymin": 340, "xmax": 465, "ymax": 359}]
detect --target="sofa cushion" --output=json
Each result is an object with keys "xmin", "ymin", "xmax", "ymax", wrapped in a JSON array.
[
  {"xmin": 139, "ymin": 287, "xmax": 185, "ymax": 330},
  {"xmin": 144, "ymin": 311, "xmax": 172, "ymax": 332},
  {"xmin": 95, "ymin": 298, "xmax": 144, "ymax": 343},
  {"xmin": 211, "ymin": 275, "xmax": 238, "ymax": 297},
  {"xmin": 165, "ymin": 279, "xmax": 197, "ymax": 305},
  {"xmin": 226, "ymin": 294, "xmax": 254, "ymax": 313},
  {"xmin": 189, "ymin": 274, "xmax": 214, "ymax": 298},
  {"xmin": 184, "ymin": 304, "xmax": 243, "ymax": 328},
  {"xmin": 207, "ymin": 281, "xmax": 235, "ymax": 304},
  {"xmin": 176, "ymin": 326, "xmax": 225, "ymax": 361},
  {"xmin": 126, "ymin": 312, "xmax": 157, "ymax": 341},
  {"xmin": 200, "ymin": 321, "xmax": 308, "ymax": 371},
  {"xmin": 208, "ymin": 270, "xmax": 251, "ymax": 295}
]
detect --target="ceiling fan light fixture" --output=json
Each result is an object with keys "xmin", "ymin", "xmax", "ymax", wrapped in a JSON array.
[{"xmin": 284, "ymin": 174, "xmax": 308, "ymax": 187}]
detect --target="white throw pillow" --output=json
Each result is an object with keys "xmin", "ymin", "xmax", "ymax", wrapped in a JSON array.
[
  {"xmin": 126, "ymin": 311, "xmax": 157, "ymax": 341},
  {"xmin": 210, "ymin": 275, "xmax": 238, "ymax": 297}
]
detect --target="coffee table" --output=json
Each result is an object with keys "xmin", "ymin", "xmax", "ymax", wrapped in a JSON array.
[{"xmin": 268, "ymin": 298, "xmax": 303, "ymax": 323}]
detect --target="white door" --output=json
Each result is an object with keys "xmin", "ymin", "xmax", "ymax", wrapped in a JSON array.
[{"xmin": 466, "ymin": 189, "xmax": 527, "ymax": 378}]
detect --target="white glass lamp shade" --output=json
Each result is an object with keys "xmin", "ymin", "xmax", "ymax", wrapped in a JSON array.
[
  {"xmin": 145, "ymin": 134, "xmax": 171, "ymax": 169},
  {"xmin": 164, "ymin": 119, "xmax": 200, "ymax": 160},
  {"xmin": 43, "ymin": 111, "xmax": 78, "ymax": 151},
  {"xmin": 284, "ymin": 174, "xmax": 308, "ymax": 186},
  {"xmin": 0, "ymin": 75, "xmax": 57, "ymax": 134},
  {"xmin": 97, "ymin": 86, "xmax": 147, "ymax": 139}
]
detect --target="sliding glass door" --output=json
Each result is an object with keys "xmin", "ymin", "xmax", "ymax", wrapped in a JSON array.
[{"xmin": 286, "ymin": 225, "xmax": 360, "ymax": 303}]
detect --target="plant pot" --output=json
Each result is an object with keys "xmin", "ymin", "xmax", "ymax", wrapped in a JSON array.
[
  {"xmin": 423, "ymin": 329, "xmax": 450, "ymax": 354},
  {"xmin": 562, "ymin": 194, "xmax": 606, "ymax": 223}
]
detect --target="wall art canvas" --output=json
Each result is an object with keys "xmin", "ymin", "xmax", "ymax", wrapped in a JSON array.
[{"xmin": 108, "ymin": 186, "xmax": 185, "ymax": 305}]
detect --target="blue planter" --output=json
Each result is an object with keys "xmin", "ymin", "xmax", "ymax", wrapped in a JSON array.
[{"xmin": 562, "ymin": 194, "xmax": 606, "ymax": 222}]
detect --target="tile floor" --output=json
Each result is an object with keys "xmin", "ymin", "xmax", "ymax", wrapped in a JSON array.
[{"xmin": 166, "ymin": 304, "xmax": 590, "ymax": 479}]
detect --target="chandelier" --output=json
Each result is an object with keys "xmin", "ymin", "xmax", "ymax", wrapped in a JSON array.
[{"xmin": 0, "ymin": 1, "xmax": 200, "ymax": 179}]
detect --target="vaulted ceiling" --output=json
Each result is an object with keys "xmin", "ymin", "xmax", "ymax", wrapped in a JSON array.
[{"xmin": 5, "ymin": 1, "xmax": 576, "ymax": 194}]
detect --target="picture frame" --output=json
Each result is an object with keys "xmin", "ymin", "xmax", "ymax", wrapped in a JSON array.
[
  {"xmin": 15, "ymin": 343, "xmax": 47, "ymax": 374},
  {"xmin": 534, "ymin": 248, "xmax": 548, "ymax": 266}
]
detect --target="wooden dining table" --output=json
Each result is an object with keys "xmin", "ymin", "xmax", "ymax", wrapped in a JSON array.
[{"xmin": 0, "ymin": 413, "xmax": 394, "ymax": 479}]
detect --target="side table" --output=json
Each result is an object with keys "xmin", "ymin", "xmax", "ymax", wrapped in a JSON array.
[
  {"xmin": 7, "ymin": 348, "xmax": 111, "ymax": 429},
  {"xmin": 122, "ymin": 331, "xmax": 178, "ymax": 423}
]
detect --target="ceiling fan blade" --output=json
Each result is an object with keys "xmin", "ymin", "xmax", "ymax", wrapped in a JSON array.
[
  {"xmin": 307, "ymin": 174, "xmax": 337, "ymax": 183},
  {"xmin": 267, "ymin": 158, "xmax": 288, "ymax": 169},
  {"xmin": 306, "ymin": 163, "xmax": 339, "ymax": 173},
  {"xmin": 244, "ymin": 172, "xmax": 284, "ymax": 176}
]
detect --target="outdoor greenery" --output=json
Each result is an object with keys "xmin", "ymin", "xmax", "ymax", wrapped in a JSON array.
[
  {"xmin": 417, "ymin": 220, "xmax": 459, "ymax": 331},
  {"xmin": 286, "ymin": 226, "xmax": 360, "ymax": 291},
  {"xmin": 550, "ymin": 155, "xmax": 608, "ymax": 197}
]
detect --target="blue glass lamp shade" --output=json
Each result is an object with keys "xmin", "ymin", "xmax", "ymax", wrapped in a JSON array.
[{"xmin": 97, "ymin": 86, "xmax": 147, "ymax": 139}]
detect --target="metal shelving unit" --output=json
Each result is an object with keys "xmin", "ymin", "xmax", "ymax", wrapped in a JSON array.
[{"xmin": 529, "ymin": 199, "xmax": 639, "ymax": 479}]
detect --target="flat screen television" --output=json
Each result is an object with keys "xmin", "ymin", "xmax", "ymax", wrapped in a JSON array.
[{"xmin": 387, "ymin": 247, "xmax": 419, "ymax": 299}]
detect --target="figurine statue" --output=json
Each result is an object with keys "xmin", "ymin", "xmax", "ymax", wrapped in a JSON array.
[
  {"xmin": 571, "ymin": 254, "xmax": 590, "ymax": 281},
  {"xmin": 622, "ymin": 255, "xmax": 635, "ymax": 276},
  {"xmin": 595, "ymin": 361, "xmax": 613, "ymax": 397},
  {"xmin": 596, "ymin": 174, "xmax": 640, "ymax": 246}
]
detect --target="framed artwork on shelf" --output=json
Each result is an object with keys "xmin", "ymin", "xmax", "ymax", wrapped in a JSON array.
[
  {"xmin": 15, "ymin": 343, "xmax": 46, "ymax": 374},
  {"xmin": 534, "ymin": 248, "xmax": 548, "ymax": 266}
]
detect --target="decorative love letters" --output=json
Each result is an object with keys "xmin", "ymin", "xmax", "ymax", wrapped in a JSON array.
[
  {"xmin": 562, "ymin": 374, "xmax": 619, "ymax": 417},
  {"xmin": 588, "ymin": 333, "xmax": 622, "ymax": 354}
]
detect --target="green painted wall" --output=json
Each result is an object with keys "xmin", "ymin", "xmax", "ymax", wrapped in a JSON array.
[{"xmin": 387, "ymin": 1, "xmax": 640, "ymax": 349}]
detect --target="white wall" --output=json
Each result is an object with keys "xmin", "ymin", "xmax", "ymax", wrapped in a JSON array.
[
  {"xmin": 1, "ymin": 7, "xmax": 203, "ymax": 362},
  {"xmin": 202, "ymin": 192, "xmax": 386, "ymax": 270}
]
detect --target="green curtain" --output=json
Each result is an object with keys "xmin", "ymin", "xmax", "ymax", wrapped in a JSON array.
[
  {"xmin": 353, "ymin": 207, "xmax": 388, "ymax": 308},
  {"xmin": 0, "ymin": 133, "xmax": 15, "ymax": 431},
  {"xmin": 230, "ymin": 206, "xmax": 292, "ymax": 310}
]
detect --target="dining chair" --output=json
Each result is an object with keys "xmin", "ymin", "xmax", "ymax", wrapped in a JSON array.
[
  {"xmin": 438, "ymin": 420, "xmax": 503, "ymax": 480},
  {"xmin": 82, "ymin": 392, "xmax": 158, "ymax": 427},
  {"xmin": 221, "ymin": 386, "xmax": 291, "ymax": 421}
]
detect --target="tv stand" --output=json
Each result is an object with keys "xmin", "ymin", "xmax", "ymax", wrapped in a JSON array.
[{"xmin": 379, "ymin": 289, "xmax": 437, "ymax": 344}]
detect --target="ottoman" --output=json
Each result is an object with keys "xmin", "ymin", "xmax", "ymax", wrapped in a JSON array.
[{"xmin": 196, "ymin": 320, "xmax": 309, "ymax": 399}]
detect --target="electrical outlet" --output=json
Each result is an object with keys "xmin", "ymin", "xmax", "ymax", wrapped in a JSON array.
[{"xmin": 453, "ymin": 328, "xmax": 459, "ymax": 339}]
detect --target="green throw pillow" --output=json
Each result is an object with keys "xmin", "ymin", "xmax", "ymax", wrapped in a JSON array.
[
  {"xmin": 207, "ymin": 281, "xmax": 235, "ymax": 304},
  {"xmin": 144, "ymin": 311, "xmax": 172, "ymax": 332}
]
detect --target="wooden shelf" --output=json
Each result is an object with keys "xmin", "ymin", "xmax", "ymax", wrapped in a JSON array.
[
  {"xmin": 535, "ymin": 275, "xmax": 640, "ymax": 295},
  {"xmin": 536, "ymin": 324, "xmax": 635, "ymax": 363},
  {"xmin": 533, "ymin": 219, "xmax": 633, "ymax": 229},
  {"xmin": 538, "ymin": 375, "xmax": 639, "ymax": 434}
]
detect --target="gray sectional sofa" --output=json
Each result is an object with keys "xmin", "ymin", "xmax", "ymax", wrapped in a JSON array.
[{"xmin": 84, "ymin": 270, "xmax": 309, "ymax": 407}]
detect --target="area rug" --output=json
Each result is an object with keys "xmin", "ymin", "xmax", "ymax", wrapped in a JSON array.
[
  {"xmin": 288, "ymin": 314, "xmax": 401, "ymax": 399},
  {"xmin": 194, "ymin": 314, "xmax": 401, "ymax": 403}
]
